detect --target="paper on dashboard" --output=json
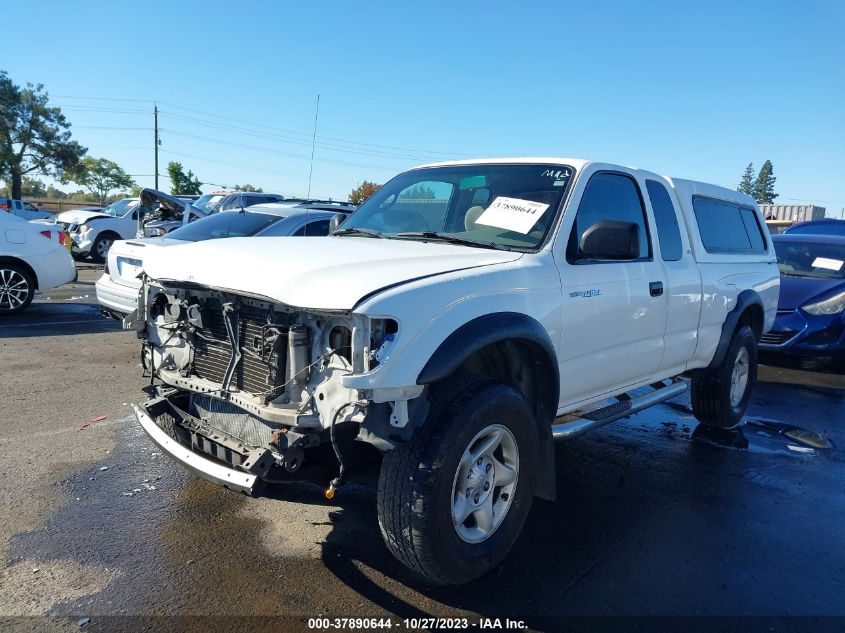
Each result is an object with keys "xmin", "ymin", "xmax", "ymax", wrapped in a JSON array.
[{"xmin": 475, "ymin": 196, "xmax": 550, "ymax": 234}]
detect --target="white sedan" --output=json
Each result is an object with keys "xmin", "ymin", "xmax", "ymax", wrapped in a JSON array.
[
  {"xmin": 0, "ymin": 212, "xmax": 76, "ymax": 314},
  {"xmin": 96, "ymin": 202, "xmax": 351, "ymax": 318}
]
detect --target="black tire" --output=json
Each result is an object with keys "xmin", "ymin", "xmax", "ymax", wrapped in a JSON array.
[
  {"xmin": 0, "ymin": 264, "xmax": 36, "ymax": 315},
  {"xmin": 90, "ymin": 233, "xmax": 116, "ymax": 263},
  {"xmin": 377, "ymin": 379, "xmax": 539, "ymax": 585},
  {"xmin": 691, "ymin": 325, "xmax": 757, "ymax": 429}
]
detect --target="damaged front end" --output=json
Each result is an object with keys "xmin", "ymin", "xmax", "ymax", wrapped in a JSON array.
[{"xmin": 130, "ymin": 277, "xmax": 412, "ymax": 495}]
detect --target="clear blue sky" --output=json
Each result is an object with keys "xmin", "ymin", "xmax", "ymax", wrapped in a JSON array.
[{"xmin": 5, "ymin": 0, "xmax": 844, "ymax": 215}]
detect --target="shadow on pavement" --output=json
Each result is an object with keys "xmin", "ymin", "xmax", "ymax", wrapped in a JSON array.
[{"xmin": 0, "ymin": 301, "xmax": 121, "ymax": 339}]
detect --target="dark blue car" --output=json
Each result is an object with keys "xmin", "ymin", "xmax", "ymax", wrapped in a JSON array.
[
  {"xmin": 760, "ymin": 234, "xmax": 845, "ymax": 370},
  {"xmin": 783, "ymin": 218, "xmax": 845, "ymax": 236}
]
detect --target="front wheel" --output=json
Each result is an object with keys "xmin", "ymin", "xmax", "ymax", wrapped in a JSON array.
[
  {"xmin": 691, "ymin": 325, "xmax": 758, "ymax": 429},
  {"xmin": 90, "ymin": 234, "xmax": 115, "ymax": 263},
  {"xmin": 377, "ymin": 380, "xmax": 538, "ymax": 585}
]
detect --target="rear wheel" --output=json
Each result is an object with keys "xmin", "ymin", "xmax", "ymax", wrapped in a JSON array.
[
  {"xmin": 0, "ymin": 264, "xmax": 35, "ymax": 315},
  {"xmin": 691, "ymin": 325, "xmax": 757, "ymax": 428},
  {"xmin": 377, "ymin": 380, "xmax": 538, "ymax": 585}
]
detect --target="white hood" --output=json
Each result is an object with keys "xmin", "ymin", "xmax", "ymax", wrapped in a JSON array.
[
  {"xmin": 142, "ymin": 236, "xmax": 522, "ymax": 310},
  {"xmin": 55, "ymin": 210, "xmax": 114, "ymax": 225}
]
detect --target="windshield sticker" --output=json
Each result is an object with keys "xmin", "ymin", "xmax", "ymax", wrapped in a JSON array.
[
  {"xmin": 540, "ymin": 168, "xmax": 571, "ymax": 179},
  {"xmin": 812, "ymin": 257, "xmax": 844, "ymax": 271},
  {"xmin": 475, "ymin": 196, "xmax": 550, "ymax": 234}
]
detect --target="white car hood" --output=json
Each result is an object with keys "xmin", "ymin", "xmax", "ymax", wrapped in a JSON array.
[
  {"xmin": 55, "ymin": 210, "xmax": 114, "ymax": 224},
  {"xmin": 142, "ymin": 236, "xmax": 523, "ymax": 310}
]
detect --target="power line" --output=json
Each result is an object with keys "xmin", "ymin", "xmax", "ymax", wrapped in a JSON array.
[
  {"xmin": 51, "ymin": 93, "xmax": 470, "ymax": 158},
  {"xmin": 159, "ymin": 128, "xmax": 402, "ymax": 172},
  {"xmin": 158, "ymin": 148, "xmax": 353, "ymax": 191},
  {"xmin": 158, "ymin": 110, "xmax": 444, "ymax": 162}
]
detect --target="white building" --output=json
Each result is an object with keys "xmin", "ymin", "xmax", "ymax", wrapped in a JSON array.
[{"xmin": 759, "ymin": 203, "xmax": 825, "ymax": 222}]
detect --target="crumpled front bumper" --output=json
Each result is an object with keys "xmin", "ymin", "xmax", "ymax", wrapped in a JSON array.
[
  {"xmin": 133, "ymin": 402, "xmax": 258, "ymax": 495},
  {"xmin": 70, "ymin": 234, "xmax": 93, "ymax": 256}
]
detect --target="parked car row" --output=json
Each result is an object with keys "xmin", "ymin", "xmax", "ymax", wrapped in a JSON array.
[{"xmin": 96, "ymin": 198, "xmax": 355, "ymax": 318}]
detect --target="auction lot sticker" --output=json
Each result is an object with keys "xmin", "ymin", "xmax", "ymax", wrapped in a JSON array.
[
  {"xmin": 476, "ymin": 196, "xmax": 549, "ymax": 234},
  {"xmin": 812, "ymin": 256, "xmax": 844, "ymax": 271}
]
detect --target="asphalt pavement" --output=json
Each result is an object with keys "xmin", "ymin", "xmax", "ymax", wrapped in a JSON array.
[{"xmin": 1, "ymin": 266, "xmax": 844, "ymax": 632}]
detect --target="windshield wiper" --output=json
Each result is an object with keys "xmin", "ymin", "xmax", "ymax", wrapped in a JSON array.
[
  {"xmin": 333, "ymin": 226, "xmax": 384, "ymax": 239},
  {"xmin": 395, "ymin": 231, "xmax": 502, "ymax": 250}
]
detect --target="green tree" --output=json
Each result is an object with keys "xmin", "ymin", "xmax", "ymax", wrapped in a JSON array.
[
  {"xmin": 61, "ymin": 156, "xmax": 136, "ymax": 204},
  {"xmin": 233, "ymin": 183, "xmax": 263, "ymax": 192},
  {"xmin": 737, "ymin": 163, "xmax": 755, "ymax": 196},
  {"xmin": 400, "ymin": 184, "xmax": 436, "ymax": 199},
  {"xmin": 46, "ymin": 184, "xmax": 69, "ymax": 199},
  {"xmin": 166, "ymin": 161, "xmax": 202, "ymax": 195},
  {"xmin": 754, "ymin": 160, "xmax": 778, "ymax": 204},
  {"xmin": 0, "ymin": 70, "xmax": 86, "ymax": 199},
  {"xmin": 349, "ymin": 181, "xmax": 381, "ymax": 205},
  {"xmin": 1, "ymin": 176, "xmax": 46, "ymax": 197}
]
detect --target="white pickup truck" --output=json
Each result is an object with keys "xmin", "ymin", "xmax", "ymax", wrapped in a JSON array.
[{"xmin": 130, "ymin": 158, "xmax": 779, "ymax": 585}]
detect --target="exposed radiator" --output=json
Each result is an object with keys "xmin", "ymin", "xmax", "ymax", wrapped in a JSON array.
[{"xmin": 191, "ymin": 299, "xmax": 288, "ymax": 396}]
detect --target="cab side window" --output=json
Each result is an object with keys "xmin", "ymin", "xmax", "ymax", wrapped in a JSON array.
[
  {"xmin": 645, "ymin": 179, "xmax": 683, "ymax": 261},
  {"xmin": 568, "ymin": 172, "xmax": 651, "ymax": 262}
]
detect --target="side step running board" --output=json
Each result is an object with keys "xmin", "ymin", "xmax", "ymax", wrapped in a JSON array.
[{"xmin": 552, "ymin": 380, "xmax": 689, "ymax": 441}]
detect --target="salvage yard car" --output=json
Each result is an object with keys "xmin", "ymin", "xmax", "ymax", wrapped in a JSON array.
[
  {"xmin": 44, "ymin": 197, "xmax": 141, "ymax": 263},
  {"xmin": 760, "ymin": 233, "xmax": 845, "ymax": 370},
  {"xmin": 0, "ymin": 211, "xmax": 75, "ymax": 314},
  {"xmin": 97, "ymin": 200, "xmax": 355, "ymax": 318},
  {"xmin": 130, "ymin": 158, "xmax": 779, "ymax": 585},
  {"xmin": 0, "ymin": 197, "xmax": 52, "ymax": 221}
]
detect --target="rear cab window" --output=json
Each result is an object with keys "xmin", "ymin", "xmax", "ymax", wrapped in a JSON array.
[{"xmin": 693, "ymin": 197, "xmax": 768, "ymax": 253}]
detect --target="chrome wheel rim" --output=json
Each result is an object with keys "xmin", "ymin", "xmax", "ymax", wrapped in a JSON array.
[
  {"xmin": 730, "ymin": 346, "xmax": 750, "ymax": 407},
  {"xmin": 451, "ymin": 424, "xmax": 519, "ymax": 544},
  {"xmin": 0, "ymin": 268, "xmax": 30, "ymax": 311},
  {"xmin": 96, "ymin": 238, "xmax": 113, "ymax": 259}
]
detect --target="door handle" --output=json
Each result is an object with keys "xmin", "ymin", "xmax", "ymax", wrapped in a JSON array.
[{"xmin": 649, "ymin": 281, "xmax": 664, "ymax": 297}]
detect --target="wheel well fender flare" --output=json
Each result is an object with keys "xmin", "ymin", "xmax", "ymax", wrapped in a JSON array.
[
  {"xmin": 415, "ymin": 312, "xmax": 559, "ymax": 501},
  {"xmin": 708, "ymin": 289, "xmax": 764, "ymax": 369},
  {"xmin": 416, "ymin": 312, "xmax": 560, "ymax": 412},
  {"xmin": 0, "ymin": 256, "xmax": 39, "ymax": 289}
]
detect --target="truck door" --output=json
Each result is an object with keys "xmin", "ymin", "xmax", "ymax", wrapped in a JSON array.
[
  {"xmin": 557, "ymin": 171, "xmax": 669, "ymax": 405},
  {"xmin": 642, "ymin": 178, "xmax": 702, "ymax": 374}
]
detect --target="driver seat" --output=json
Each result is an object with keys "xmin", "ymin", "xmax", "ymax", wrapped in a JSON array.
[{"xmin": 464, "ymin": 205, "xmax": 485, "ymax": 230}]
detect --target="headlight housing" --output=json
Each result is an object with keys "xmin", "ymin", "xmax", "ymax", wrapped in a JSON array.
[
  {"xmin": 802, "ymin": 290, "xmax": 845, "ymax": 316},
  {"xmin": 145, "ymin": 227, "xmax": 166, "ymax": 237}
]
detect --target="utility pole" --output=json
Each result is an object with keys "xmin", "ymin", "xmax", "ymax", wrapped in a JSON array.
[{"xmin": 153, "ymin": 104, "xmax": 159, "ymax": 190}]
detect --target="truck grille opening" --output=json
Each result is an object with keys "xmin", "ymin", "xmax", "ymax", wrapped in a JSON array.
[{"xmin": 191, "ymin": 299, "xmax": 289, "ymax": 396}]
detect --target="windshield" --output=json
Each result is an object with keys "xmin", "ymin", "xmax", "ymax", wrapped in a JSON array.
[
  {"xmin": 338, "ymin": 164, "xmax": 574, "ymax": 250},
  {"xmin": 101, "ymin": 198, "xmax": 138, "ymax": 217},
  {"xmin": 193, "ymin": 194, "xmax": 226, "ymax": 213},
  {"xmin": 775, "ymin": 240, "xmax": 845, "ymax": 279},
  {"xmin": 166, "ymin": 211, "xmax": 282, "ymax": 242}
]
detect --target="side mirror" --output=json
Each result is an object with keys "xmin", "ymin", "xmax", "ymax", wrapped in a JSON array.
[
  {"xmin": 579, "ymin": 220, "xmax": 640, "ymax": 260},
  {"xmin": 329, "ymin": 213, "xmax": 347, "ymax": 234}
]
